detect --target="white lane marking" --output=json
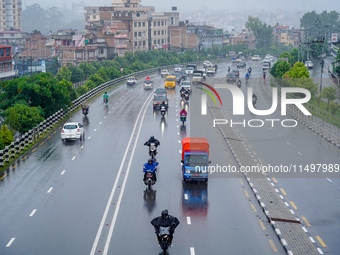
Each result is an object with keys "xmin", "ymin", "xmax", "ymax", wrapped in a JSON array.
[
  {"xmin": 190, "ymin": 247, "xmax": 195, "ymax": 255},
  {"xmin": 184, "ymin": 194, "xmax": 188, "ymax": 200},
  {"xmin": 94, "ymin": 129, "xmax": 97, "ymax": 132},
  {"xmin": 179, "ymin": 150, "xmax": 182, "ymax": 154},
  {"xmin": 317, "ymin": 248, "xmax": 324, "ymax": 254},
  {"xmin": 178, "ymin": 140, "xmax": 181, "ymax": 143},
  {"xmin": 61, "ymin": 170, "xmax": 66, "ymax": 175},
  {"xmin": 177, "ymin": 125, "xmax": 179, "ymax": 128},
  {"xmin": 177, "ymin": 132, "xmax": 180, "ymax": 135},
  {"xmin": 72, "ymin": 156, "xmax": 76, "ymax": 161},
  {"xmin": 90, "ymin": 89, "xmax": 155, "ymax": 255},
  {"xmin": 99, "ymin": 122, "xmax": 102, "ymax": 125},
  {"xmin": 6, "ymin": 238, "xmax": 15, "ymax": 247},
  {"xmin": 104, "ymin": 116, "xmax": 107, "ymax": 119},
  {"xmin": 29, "ymin": 209, "xmax": 37, "ymax": 217},
  {"xmin": 47, "ymin": 187, "xmax": 53, "ymax": 193},
  {"xmin": 287, "ymin": 142, "xmax": 290, "ymax": 145},
  {"xmin": 187, "ymin": 216, "xmax": 191, "ymax": 225},
  {"xmin": 80, "ymin": 146, "xmax": 84, "ymax": 149},
  {"xmin": 298, "ymin": 152, "xmax": 302, "ymax": 156},
  {"xmin": 309, "ymin": 237, "xmax": 315, "ymax": 243},
  {"xmin": 326, "ymin": 178, "xmax": 332, "ymax": 183},
  {"xmin": 88, "ymin": 136, "xmax": 91, "ymax": 140},
  {"xmin": 102, "ymin": 89, "xmax": 154, "ymax": 255}
]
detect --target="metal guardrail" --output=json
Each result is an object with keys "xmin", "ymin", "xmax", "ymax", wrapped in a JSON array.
[
  {"xmin": 0, "ymin": 59, "xmax": 225, "ymax": 167},
  {"xmin": 259, "ymin": 76, "xmax": 340, "ymax": 147}
]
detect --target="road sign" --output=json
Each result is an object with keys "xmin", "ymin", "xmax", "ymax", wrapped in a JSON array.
[
  {"xmin": 331, "ymin": 33, "xmax": 337, "ymax": 43},
  {"xmin": 120, "ymin": 67, "xmax": 124, "ymax": 72}
]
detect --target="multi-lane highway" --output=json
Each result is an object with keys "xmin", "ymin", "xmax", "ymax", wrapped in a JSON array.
[{"xmin": 0, "ymin": 60, "xmax": 339, "ymax": 255}]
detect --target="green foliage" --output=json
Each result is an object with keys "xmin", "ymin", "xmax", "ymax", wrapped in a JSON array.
[
  {"xmin": 76, "ymin": 85, "xmax": 89, "ymax": 96},
  {"xmin": 245, "ymin": 16, "xmax": 273, "ymax": 49},
  {"xmin": 68, "ymin": 64, "xmax": 85, "ymax": 83},
  {"xmin": 284, "ymin": 62, "xmax": 310, "ymax": 78},
  {"xmin": 79, "ymin": 62, "xmax": 97, "ymax": 78},
  {"xmin": 321, "ymin": 87, "xmax": 337, "ymax": 110},
  {"xmin": 335, "ymin": 66, "xmax": 340, "ymax": 77},
  {"xmin": 5, "ymin": 104, "xmax": 44, "ymax": 134},
  {"xmin": 0, "ymin": 136, "xmax": 4, "ymax": 150},
  {"xmin": 271, "ymin": 59, "xmax": 291, "ymax": 78},
  {"xmin": 329, "ymin": 101, "xmax": 340, "ymax": 114},
  {"xmin": 85, "ymin": 74, "xmax": 106, "ymax": 90},
  {"xmin": 56, "ymin": 66, "xmax": 72, "ymax": 81},
  {"xmin": 1, "ymin": 73, "xmax": 72, "ymax": 117},
  {"xmin": 0, "ymin": 125, "xmax": 14, "ymax": 146}
]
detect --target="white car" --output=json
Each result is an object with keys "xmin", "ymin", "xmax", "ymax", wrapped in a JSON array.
[
  {"xmin": 61, "ymin": 122, "xmax": 84, "ymax": 141},
  {"xmin": 181, "ymin": 81, "xmax": 191, "ymax": 92},
  {"xmin": 143, "ymin": 79, "xmax": 154, "ymax": 89},
  {"xmin": 186, "ymin": 67, "xmax": 194, "ymax": 76},
  {"xmin": 305, "ymin": 61, "xmax": 313, "ymax": 69},
  {"xmin": 252, "ymin": 55, "xmax": 261, "ymax": 61},
  {"xmin": 126, "ymin": 77, "xmax": 137, "ymax": 85},
  {"xmin": 161, "ymin": 70, "xmax": 169, "ymax": 78}
]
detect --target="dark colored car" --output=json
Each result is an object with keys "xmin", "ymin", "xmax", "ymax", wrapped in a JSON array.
[
  {"xmin": 226, "ymin": 72, "xmax": 237, "ymax": 82},
  {"xmin": 237, "ymin": 61, "xmax": 246, "ymax": 68},
  {"xmin": 231, "ymin": 69, "xmax": 240, "ymax": 77}
]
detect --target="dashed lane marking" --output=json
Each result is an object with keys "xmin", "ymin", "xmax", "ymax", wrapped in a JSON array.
[
  {"xmin": 29, "ymin": 209, "xmax": 37, "ymax": 217},
  {"xmin": 259, "ymin": 220, "xmax": 266, "ymax": 230},
  {"xmin": 187, "ymin": 217, "xmax": 191, "ymax": 225},
  {"xmin": 280, "ymin": 188, "xmax": 287, "ymax": 195},
  {"xmin": 290, "ymin": 201, "xmax": 298, "ymax": 210},
  {"xmin": 251, "ymin": 204, "xmax": 257, "ymax": 212},
  {"xmin": 190, "ymin": 247, "xmax": 195, "ymax": 255},
  {"xmin": 6, "ymin": 238, "xmax": 15, "ymax": 247},
  {"xmin": 244, "ymin": 190, "xmax": 249, "ymax": 197},
  {"xmin": 61, "ymin": 170, "xmax": 66, "ymax": 175},
  {"xmin": 316, "ymin": 236, "xmax": 327, "ymax": 247},
  {"xmin": 47, "ymin": 187, "xmax": 53, "ymax": 193},
  {"xmin": 269, "ymin": 240, "xmax": 278, "ymax": 252},
  {"xmin": 72, "ymin": 156, "xmax": 76, "ymax": 160},
  {"xmin": 301, "ymin": 216, "xmax": 311, "ymax": 227},
  {"xmin": 272, "ymin": 177, "xmax": 278, "ymax": 183}
]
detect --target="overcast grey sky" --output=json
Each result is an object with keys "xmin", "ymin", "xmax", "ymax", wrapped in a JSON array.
[{"xmin": 24, "ymin": 0, "xmax": 340, "ymax": 12}]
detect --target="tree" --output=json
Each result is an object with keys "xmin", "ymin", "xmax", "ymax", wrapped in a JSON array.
[
  {"xmin": 329, "ymin": 101, "xmax": 340, "ymax": 115},
  {"xmin": 68, "ymin": 64, "xmax": 85, "ymax": 83},
  {"xmin": 0, "ymin": 125, "xmax": 14, "ymax": 146},
  {"xmin": 284, "ymin": 62, "xmax": 310, "ymax": 78},
  {"xmin": 245, "ymin": 17, "xmax": 273, "ymax": 49},
  {"xmin": 0, "ymin": 136, "xmax": 4, "ymax": 150},
  {"xmin": 321, "ymin": 87, "xmax": 337, "ymax": 111},
  {"xmin": 56, "ymin": 66, "xmax": 72, "ymax": 81},
  {"xmin": 271, "ymin": 59, "xmax": 291, "ymax": 78},
  {"xmin": 5, "ymin": 104, "xmax": 44, "ymax": 134}
]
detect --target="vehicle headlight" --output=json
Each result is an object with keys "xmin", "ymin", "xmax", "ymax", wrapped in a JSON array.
[{"xmin": 185, "ymin": 169, "xmax": 190, "ymax": 173}]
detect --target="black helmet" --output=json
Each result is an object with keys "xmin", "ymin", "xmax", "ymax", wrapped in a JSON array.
[
  {"xmin": 161, "ymin": 209, "xmax": 168, "ymax": 219},
  {"xmin": 148, "ymin": 158, "xmax": 153, "ymax": 164},
  {"xmin": 150, "ymin": 136, "xmax": 154, "ymax": 139}
]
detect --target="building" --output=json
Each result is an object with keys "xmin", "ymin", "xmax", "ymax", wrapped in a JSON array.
[
  {"xmin": 273, "ymin": 24, "xmax": 299, "ymax": 47},
  {"xmin": 0, "ymin": 0, "xmax": 22, "ymax": 31},
  {"xmin": 84, "ymin": 6, "xmax": 100, "ymax": 26},
  {"xmin": 0, "ymin": 31, "xmax": 29, "ymax": 51},
  {"xmin": 21, "ymin": 31, "xmax": 51, "ymax": 58},
  {"xmin": 168, "ymin": 25, "xmax": 198, "ymax": 52},
  {"xmin": 0, "ymin": 44, "xmax": 17, "ymax": 80}
]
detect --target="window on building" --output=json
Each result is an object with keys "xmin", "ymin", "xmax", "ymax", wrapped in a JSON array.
[
  {"xmin": 0, "ymin": 49, "xmax": 3, "ymax": 57},
  {"xmin": 139, "ymin": 41, "xmax": 141, "ymax": 46},
  {"xmin": 154, "ymin": 21, "xmax": 156, "ymax": 26},
  {"xmin": 161, "ymin": 30, "xmax": 164, "ymax": 35},
  {"xmin": 161, "ymin": 21, "xmax": 164, "ymax": 26},
  {"xmin": 93, "ymin": 15, "xmax": 96, "ymax": 19},
  {"xmin": 138, "ymin": 22, "xmax": 141, "ymax": 27},
  {"xmin": 134, "ymin": 32, "xmax": 137, "ymax": 37},
  {"xmin": 154, "ymin": 40, "xmax": 156, "ymax": 44},
  {"xmin": 158, "ymin": 39, "xmax": 160, "ymax": 44},
  {"xmin": 13, "ymin": 5, "xmax": 15, "ymax": 8},
  {"xmin": 134, "ymin": 42, "xmax": 137, "ymax": 47},
  {"xmin": 165, "ymin": 21, "xmax": 167, "ymax": 26},
  {"xmin": 122, "ymin": 12, "xmax": 125, "ymax": 17},
  {"xmin": 89, "ymin": 51, "xmax": 94, "ymax": 58},
  {"xmin": 134, "ymin": 22, "xmax": 137, "ymax": 27},
  {"xmin": 154, "ymin": 31, "xmax": 156, "ymax": 36},
  {"xmin": 6, "ymin": 48, "xmax": 9, "ymax": 56},
  {"xmin": 143, "ymin": 22, "xmax": 145, "ymax": 27},
  {"xmin": 165, "ymin": 30, "xmax": 167, "ymax": 35},
  {"xmin": 165, "ymin": 39, "xmax": 167, "ymax": 43},
  {"xmin": 158, "ymin": 21, "xmax": 160, "ymax": 26},
  {"xmin": 7, "ymin": 63, "xmax": 10, "ymax": 70},
  {"xmin": 161, "ymin": 39, "xmax": 164, "ymax": 44},
  {"xmin": 143, "ymin": 41, "xmax": 145, "ymax": 46},
  {"xmin": 76, "ymin": 52, "xmax": 82, "ymax": 59},
  {"xmin": 1, "ymin": 64, "xmax": 4, "ymax": 72},
  {"xmin": 142, "ymin": 31, "xmax": 145, "ymax": 37},
  {"xmin": 138, "ymin": 31, "xmax": 141, "ymax": 36},
  {"xmin": 93, "ymin": 10, "xmax": 96, "ymax": 13},
  {"xmin": 158, "ymin": 31, "xmax": 160, "ymax": 35}
]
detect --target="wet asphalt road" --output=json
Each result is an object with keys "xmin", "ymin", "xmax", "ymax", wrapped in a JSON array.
[{"xmin": 0, "ymin": 60, "xmax": 338, "ymax": 254}]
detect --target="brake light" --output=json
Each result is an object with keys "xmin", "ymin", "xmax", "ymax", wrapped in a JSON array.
[
  {"xmin": 61, "ymin": 129, "xmax": 64, "ymax": 133},
  {"xmin": 77, "ymin": 129, "xmax": 79, "ymax": 132}
]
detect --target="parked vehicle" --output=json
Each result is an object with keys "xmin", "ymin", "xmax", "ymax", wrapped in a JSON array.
[
  {"xmin": 181, "ymin": 137, "xmax": 210, "ymax": 182},
  {"xmin": 61, "ymin": 122, "xmax": 84, "ymax": 142}
]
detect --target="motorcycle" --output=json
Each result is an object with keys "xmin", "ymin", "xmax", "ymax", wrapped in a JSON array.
[
  {"xmin": 144, "ymin": 170, "xmax": 156, "ymax": 190},
  {"xmin": 252, "ymin": 97, "xmax": 257, "ymax": 106},
  {"xmin": 183, "ymin": 93, "xmax": 189, "ymax": 102},
  {"xmin": 158, "ymin": 226, "xmax": 171, "ymax": 254},
  {"xmin": 160, "ymin": 105, "xmax": 166, "ymax": 117},
  {"xmin": 180, "ymin": 114, "xmax": 186, "ymax": 125},
  {"xmin": 149, "ymin": 142, "xmax": 157, "ymax": 159},
  {"xmin": 82, "ymin": 108, "xmax": 88, "ymax": 116}
]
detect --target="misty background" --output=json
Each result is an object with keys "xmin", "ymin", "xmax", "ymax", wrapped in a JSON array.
[{"xmin": 22, "ymin": 0, "xmax": 340, "ymax": 34}]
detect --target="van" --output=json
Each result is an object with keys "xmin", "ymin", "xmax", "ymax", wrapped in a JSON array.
[
  {"xmin": 262, "ymin": 62, "xmax": 271, "ymax": 71},
  {"xmin": 165, "ymin": 76, "xmax": 176, "ymax": 89}
]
